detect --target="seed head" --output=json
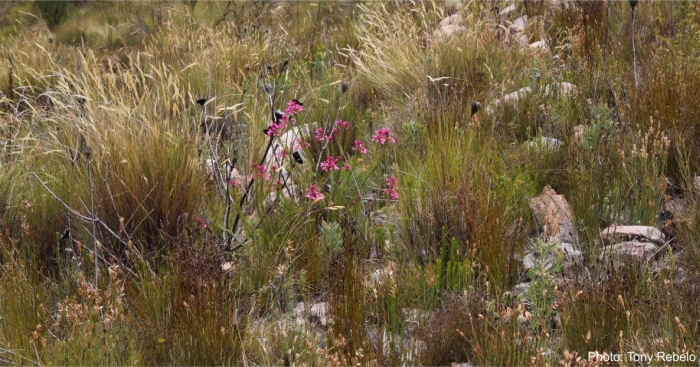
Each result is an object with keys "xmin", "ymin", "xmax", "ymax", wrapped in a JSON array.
[
  {"xmin": 471, "ymin": 101, "xmax": 482, "ymax": 116},
  {"xmin": 341, "ymin": 81, "xmax": 349, "ymax": 93},
  {"xmin": 84, "ymin": 144, "xmax": 92, "ymax": 159}
]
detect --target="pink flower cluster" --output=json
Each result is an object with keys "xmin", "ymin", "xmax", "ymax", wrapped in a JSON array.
[
  {"xmin": 320, "ymin": 156, "xmax": 340, "ymax": 172},
  {"xmin": 266, "ymin": 115, "xmax": 288, "ymax": 137},
  {"xmin": 252, "ymin": 163, "xmax": 271, "ymax": 181},
  {"xmin": 266, "ymin": 100, "xmax": 305, "ymax": 137},
  {"xmin": 315, "ymin": 127, "xmax": 339, "ymax": 142},
  {"xmin": 285, "ymin": 100, "xmax": 304, "ymax": 115},
  {"xmin": 382, "ymin": 176, "xmax": 399, "ymax": 200},
  {"xmin": 305, "ymin": 184, "xmax": 325, "ymax": 201},
  {"xmin": 352, "ymin": 140, "xmax": 368, "ymax": 154},
  {"xmin": 371, "ymin": 128, "xmax": 396, "ymax": 145},
  {"xmin": 336, "ymin": 119, "xmax": 350, "ymax": 129}
]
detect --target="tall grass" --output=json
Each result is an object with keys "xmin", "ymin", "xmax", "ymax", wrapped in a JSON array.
[{"xmin": 1, "ymin": 1, "xmax": 700, "ymax": 365}]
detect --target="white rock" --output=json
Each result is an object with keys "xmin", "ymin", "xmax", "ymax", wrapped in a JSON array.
[
  {"xmin": 523, "ymin": 242, "xmax": 581, "ymax": 271},
  {"xmin": 294, "ymin": 302, "xmax": 307, "ymax": 326},
  {"xmin": 546, "ymin": 0, "xmax": 574, "ymax": 13},
  {"xmin": 526, "ymin": 137, "xmax": 563, "ymax": 151},
  {"xmin": 439, "ymin": 13, "xmax": 463, "ymax": 28},
  {"xmin": 486, "ymin": 87, "xmax": 532, "ymax": 114},
  {"xmin": 601, "ymin": 241, "xmax": 657, "ymax": 260},
  {"xmin": 557, "ymin": 82, "xmax": 577, "ymax": 95},
  {"xmin": 600, "ymin": 225, "xmax": 666, "ymax": 245},
  {"xmin": 529, "ymin": 39, "xmax": 549, "ymax": 51},
  {"xmin": 517, "ymin": 34, "xmax": 530, "ymax": 47},
  {"xmin": 545, "ymin": 82, "xmax": 578, "ymax": 97},
  {"xmin": 529, "ymin": 185, "xmax": 578, "ymax": 244},
  {"xmin": 433, "ymin": 14, "xmax": 467, "ymax": 41},
  {"xmin": 310, "ymin": 302, "xmax": 328, "ymax": 326},
  {"xmin": 499, "ymin": 4, "xmax": 517, "ymax": 17},
  {"xmin": 513, "ymin": 282, "xmax": 531, "ymax": 298},
  {"xmin": 509, "ymin": 16, "xmax": 528, "ymax": 35},
  {"xmin": 444, "ymin": 0, "xmax": 464, "ymax": 12}
]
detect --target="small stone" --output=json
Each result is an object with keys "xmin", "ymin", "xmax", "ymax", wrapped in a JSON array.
[
  {"xmin": 444, "ymin": 0, "xmax": 464, "ymax": 13},
  {"xmin": 310, "ymin": 302, "xmax": 328, "ymax": 326},
  {"xmin": 509, "ymin": 16, "xmax": 528, "ymax": 35},
  {"xmin": 529, "ymin": 39, "xmax": 549, "ymax": 51},
  {"xmin": 221, "ymin": 262, "xmax": 234, "ymax": 272},
  {"xmin": 523, "ymin": 242, "xmax": 581, "ymax": 271},
  {"xmin": 526, "ymin": 137, "xmax": 563, "ymax": 151},
  {"xmin": 601, "ymin": 241, "xmax": 657, "ymax": 261},
  {"xmin": 433, "ymin": 14, "xmax": 467, "ymax": 41},
  {"xmin": 499, "ymin": 4, "xmax": 517, "ymax": 17},
  {"xmin": 529, "ymin": 186, "xmax": 578, "ymax": 243},
  {"xmin": 513, "ymin": 282, "xmax": 531, "ymax": 300},
  {"xmin": 439, "ymin": 13, "xmax": 463, "ymax": 28},
  {"xmin": 600, "ymin": 225, "xmax": 666, "ymax": 245},
  {"xmin": 486, "ymin": 87, "xmax": 532, "ymax": 114},
  {"xmin": 294, "ymin": 302, "xmax": 307, "ymax": 326}
]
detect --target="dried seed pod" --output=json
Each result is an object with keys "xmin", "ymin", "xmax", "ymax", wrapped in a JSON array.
[
  {"xmin": 471, "ymin": 101, "xmax": 482, "ymax": 116},
  {"xmin": 84, "ymin": 144, "xmax": 92, "ymax": 159}
]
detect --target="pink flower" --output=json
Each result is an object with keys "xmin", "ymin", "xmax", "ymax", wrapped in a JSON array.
[
  {"xmin": 371, "ymin": 128, "xmax": 396, "ymax": 145},
  {"xmin": 352, "ymin": 140, "xmax": 368, "ymax": 154},
  {"xmin": 305, "ymin": 185, "xmax": 325, "ymax": 201},
  {"xmin": 285, "ymin": 100, "xmax": 304, "ymax": 115},
  {"xmin": 382, "ymin": 176, "xmax": 399, "ymax": 200},
  {"xmin": 231, "ymin": 179, "xmax": 237, "ymax": 187},
  {"xmin": 252, "ymin": 163, "xmax": 271, "ymax": 181},
  {"xmin": 266, "ymin": 116, "xmax": 288, "ymax": 137},
  {"xmin": 195, "ymin": 217, "xmax": 208, "ymax": 229},
  {"xmin": 315, "ymin": 127, "xmax": 326, "ymax": 142},
  {"xmin": 315, "ymin": 126, "xmax": 337, "ymax": 142},
  {"xmin": 343, "ymin": 163, "xmax": 350, "ymax": 171},
  {"xmin": 320, "ymin": 156, "xmax": 339, "ymax": 171},
  {"xmin": 279, "ymin": 149, "xmax": 288, "ymax": 159},
  {"xmin": 336, "ymin": 119, "xmax": 349, "ymax": 129}
]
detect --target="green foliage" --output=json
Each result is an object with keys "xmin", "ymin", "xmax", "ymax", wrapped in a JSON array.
[
  {"xmin": 1, "ymin": 1, "xmax": 700, "ymax": 364},
  {"xmin": 34, "ymin": 1, "xmax": 68, "ymax": 30},
  {"xmin": 436, "ymin": 234, "xmax": 471, "ymax": 293}
]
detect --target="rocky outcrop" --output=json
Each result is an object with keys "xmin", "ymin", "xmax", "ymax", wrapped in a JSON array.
[
  {"xmin": 433, "ymin": 14, "xmax": 467, "ymax": 41},
  {"xmin": 601, "ymin": 240, "xmax": 658, "ymax": 260},
  {"xmin": 530, "ymin": 186, "xmax": 578, "ymax": 244}
]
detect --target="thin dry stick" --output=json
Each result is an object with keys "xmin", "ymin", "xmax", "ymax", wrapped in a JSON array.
[
  {"xmin": 31, "ymin": 173, "xmax": 128, "ymax": 247},
  {"xmin": 228, "ymin": 83, "xmax": 277, "ymax": 250},
  {"xmin": 631, "ymin": 1, "xmax": 638, "ymax": 90},
  {"xmin": 85, "ymin": 144, "xmax": 99, "ymax": 287}
]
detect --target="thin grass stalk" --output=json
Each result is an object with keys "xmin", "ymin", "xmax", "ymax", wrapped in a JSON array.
[
  {"xmin": 228, "ymin": 82, "xmax": 277, "ymax": 249},
  {"xmin": 631, "ymin": 4, "xmax": 638, "ymax": 90},
  {"xmin": 85, "ymin": 144, "xmax": 98, "ymax": 287}
]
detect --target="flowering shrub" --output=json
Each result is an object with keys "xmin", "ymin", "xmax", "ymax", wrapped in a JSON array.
[
  {"xmin": 305, "ymin": 184, "xmax": 325, "ymax": 201},
  {"xmin": 382, "ymin": 176, "xmax": 399, "ymax": 200},
  {"xmin": 320, "ymin": 156, "xmax": 340, "ymax": 172},
  {"xmin": 228, "ymin": 99, "xmax": 399, "ymax": 246},
  {"xmin": 352, "ymin": 140, "xmax": 368, "ymax": 154},
  {"xmin": 371, "ymin": 128, "xmax": 396, "ymax": 145},
  {"xmin": 285, "ymin": 99, "xmax": 304, "ymax": 116}
]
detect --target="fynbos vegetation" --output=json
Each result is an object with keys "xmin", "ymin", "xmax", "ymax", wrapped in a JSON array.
[{"xmin": 1, "ymin": 1, "xmax": 699, "ymax": 365}]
